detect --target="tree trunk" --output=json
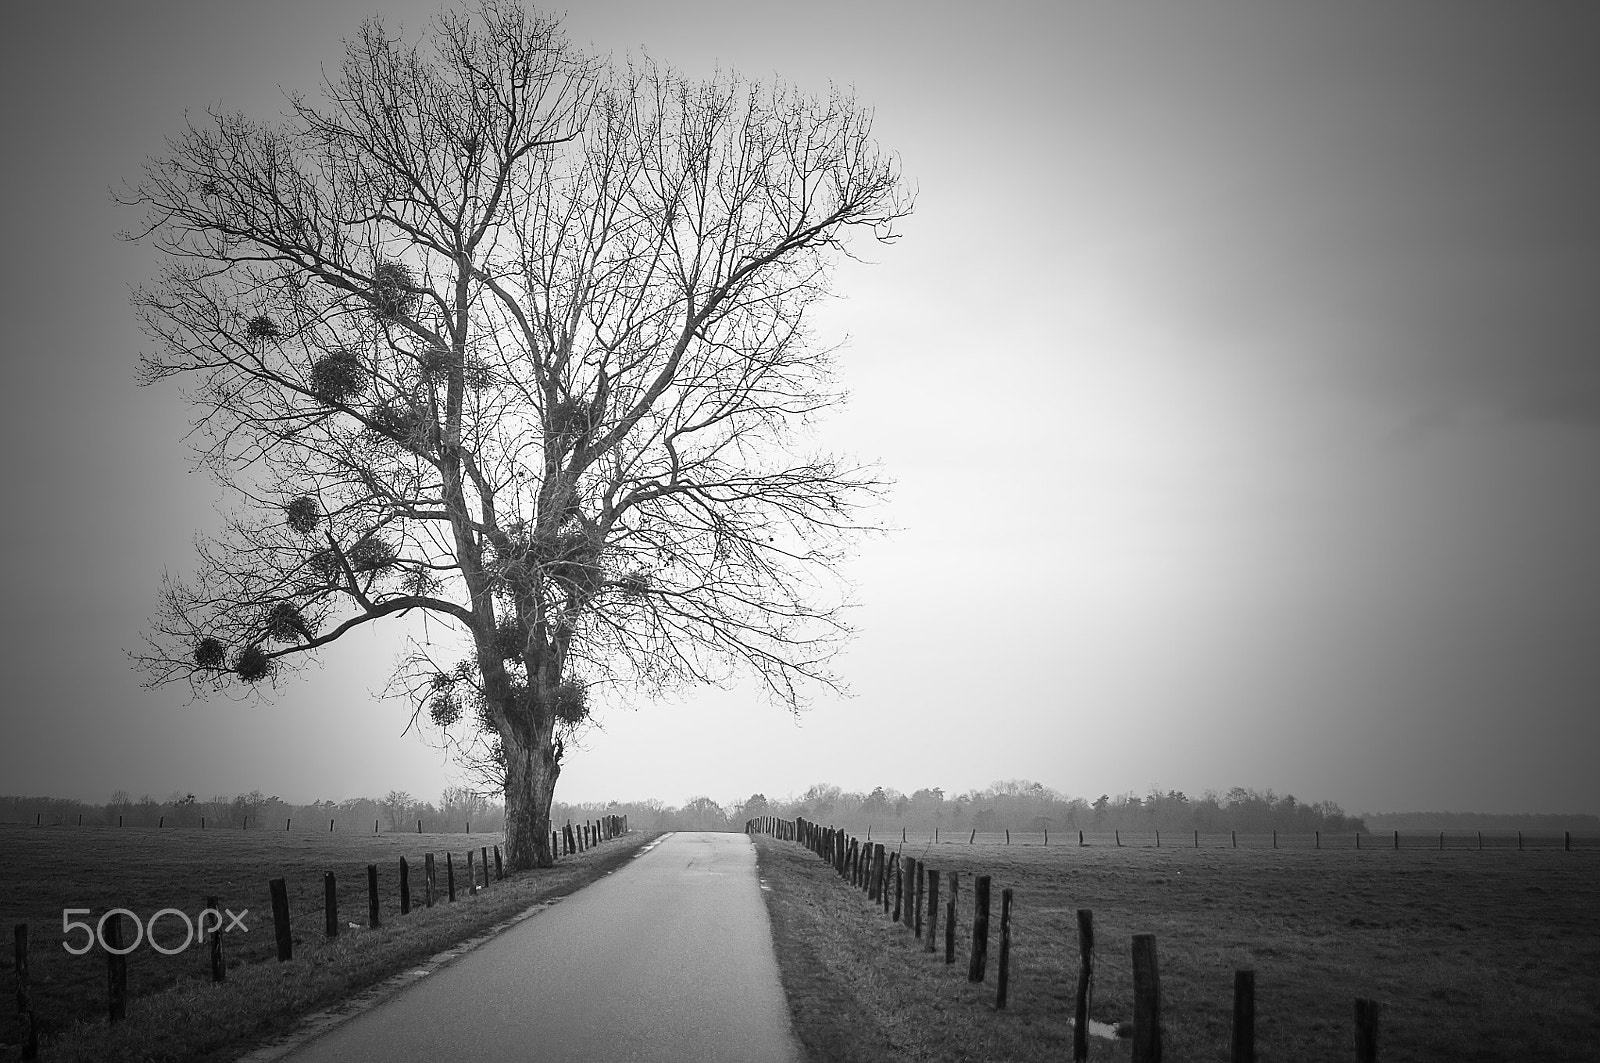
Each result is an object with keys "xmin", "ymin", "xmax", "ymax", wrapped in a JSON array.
[{"xmin": 502, "ymin": 719, "xmax": 560, "ymax": 870}]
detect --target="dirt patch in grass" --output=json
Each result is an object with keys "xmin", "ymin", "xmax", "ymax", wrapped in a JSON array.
[
  {"xmin": 0, "ymin": 826, "xmax": 658, "ymax": 1063},
  {"xmin": 754, "ymin": 833, "xmax": 1600, "ymax": 1063}
]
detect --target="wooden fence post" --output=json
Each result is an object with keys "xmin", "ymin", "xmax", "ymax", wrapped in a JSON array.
[
  {"xmin": 206, "ymin": 894, "xmax": 225, "ymax": 984},
  {"xmin": 915, "ymin": 860, "xmax": 927, "ymax": 938},
  {"xmin": 925, "ymin": 869, "xmax": 939, "ymax": 949},
  {"xmin": 891, "ymin": 854, "xmax": 903, "ymax": 920},
  {"xmin": 1393, "ymin": 830, "xmax": 1399, "ymax": 850},
  {"xmin": 424, "ymin": 853, "xmax": 436, "ymax": 907},
  {"xmin": 1006, "ymin": 829, "xmax": 1011, "ymax": 845},
  {"xmin": 1132, "ymin": 934, "xmax": 1162, "ymax": 1062},
  {"xmin": 446, "ymin": 853, "xmax": 456, "ymax": 901},
  {"xmin": 1272, "ymin": 830, "xmax": 1277, "ymax": 849},
  {"xmin": 1355, "ymin": 998, "xmax": 1380, "ymax": 1063},
  {"xmin": 945, "ymin": 872, "xmax": 958, "ymax": 964},
  {"xmin": 417, "ymin": 818, "xmax": 422, "ymax": 833},
  {"xmin": 1074, "ymin": 909, "xmax": 1094, "ymax": 1062},
  {"xmin": 1079, "ymin": 830, "xmax": 1084, "ymax": 847},
  {"xmin": 324, "ymin": 871, "xmax": 339, "ymax": 938},
  {"xmin": 1156, "ymin": 830, "xmax": 1160, "ymax": 848},
  {"xmin": 104, "ymin": 912, "xmax": 128, "ymax": 1023},
  {"xmin": 996, "ymin": 887, "xmax": 1013, "ymax": 1009},
  {"xmin": 400, "ymin": 857, "xmax": 411, "ymax": 915},
  {"xmin": 367, "ymin": 864, "xmax": 381, "ymax": 927},
  {"xmin": 482, "ymin": 846, "xmax": 490, "ymax": 887},
  {"xmin": 968, "ymin": 875, "xmax": 991, "ymax": 982},
  {"xmin": 269, "ymin": 878, "xmax": 292, "ymax": 961},
  {"xmin": 1232, "ymin": 830, "xmax": 1237, "ymax": 848},
  {"xmin": 1116, "ymin": 830, "xmax": 1121, "ymax": 847},
  {"xmin": 1231, "ymin": 969, "xmax": 1254, "ymax": 1063},
  {"xmin": 969, "ymin": 829, "xmax": 976, "ymax": 844}
]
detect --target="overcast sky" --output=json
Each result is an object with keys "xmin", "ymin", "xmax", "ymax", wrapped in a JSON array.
[{"xmin": 2, "ymin": 1, "xmax": 1596, "ymax": 817}]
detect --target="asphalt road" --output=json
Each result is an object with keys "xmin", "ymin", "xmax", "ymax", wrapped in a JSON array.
[{"xmin": 277, "ymin": 831, "xmax": 802, "ymax": 1063}]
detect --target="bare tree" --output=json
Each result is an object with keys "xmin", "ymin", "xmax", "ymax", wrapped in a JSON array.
[
  {"xmin": 380, "ymin": 789, "xmax": 414, "ymax": 832},
  {"xmin": 123, "ymin": 2, "xmax": 910, "ymax": 869}
]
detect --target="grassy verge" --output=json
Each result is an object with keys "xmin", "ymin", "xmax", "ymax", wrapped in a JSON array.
[
  {"xmin": 754, "ymin": 833, "xmax": 1600, "ymax": 1062},
  {"xmin": 13, "ymin": 831, "xmax": 659, "ymax": 1063}
]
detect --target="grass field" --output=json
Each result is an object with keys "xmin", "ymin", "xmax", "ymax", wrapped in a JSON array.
[
  {"xmin": 0, "ymin": 823, "xmax": 653, "ymax": 1062},
  {"xmin": 754, "ymin": 831, "xmax": 1600, "ymax": 1062}
]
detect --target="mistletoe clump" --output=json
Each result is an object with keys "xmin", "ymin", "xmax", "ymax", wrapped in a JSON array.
[
  {"xmin": 429, "ymin": 693, "xmax": 462, "ymax": 727},
  {"xmin": 549, "ymin": 396, "xmax": 597, "ymax": 441},
  {"xmin": 553, "ymin": 678, "xmax": 588, "ymax": 724},
  {"xmin": 263, "ymin": 602, "xmax": 310, "ymax": 643},
  {"xmin": 371, "ymin": 401, "xmax": 437, "ymax": 451},
  {"xmin": 244, "ymin": 314, "xmax": 281, "ymax": 341},
  {"xmin": 234, "ymin": 645, "xmax": 272, "ymax": 683},
  {"xmin": 370, "ymin": 261, "xmax": 419, "ymax": 322},
  {"xmin": 284, "ymin": 495, "xmax": 320, "ymax": 536},
  {"xmin": 193, "ymin": 636, "xmax": 226, "ymax": 669},
  {"xmin": 308, "ymin": 348, "xmax": 367, "ymax": 403},
  {"xmin": 348, "ymin": 534, "xmax": 400, "ymax": 573},
  {"xmin": 492, "ymin": 619, "xmax": 525, "ymax": 662}
]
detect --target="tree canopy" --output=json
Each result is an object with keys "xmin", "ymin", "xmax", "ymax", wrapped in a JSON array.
[{"xmin": 123, "ymin": 2, "xmax": 910, "ymax": 867}]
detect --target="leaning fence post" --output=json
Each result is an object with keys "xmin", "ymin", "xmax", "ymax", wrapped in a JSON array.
[
  {"xmin": 996, "ymin": 887, "xmax": 1013, "ymax": 1009},
  {"xmin": 1355, "ymin": 998, "xmax": 1380, "ymax": 1063},
  {"xmin": 968, "ymin": 875, "xmax": 991, "ymax": 982},
  {"xmin": 1074, "ymin": 909, "xmax": 1094, "ymax": 1062},
  {"xmin": 206, "ymin": 894, "xmax": 225, "ymax": 983},
  {"xmin": 1231, "ymin": 969, "xmax": 1254, "ymax": 1063},
  {"xmin": 367, "ymin": 864, "xmax": 381, "ymax": 927},
  {"xmin": 324, "ymin": 871, "xmax": 339, "ymax": 938},
  {"xmin": 1132, "ymin": 934, "xmax": 1162, "ymax": 1062},
  {"xmin": 104, "ymin": 912, "xmax": 128, "ymax": 1023},
  {"xmin": 269, "ymin": 878, "xmax": 292, "ymax": 961}
]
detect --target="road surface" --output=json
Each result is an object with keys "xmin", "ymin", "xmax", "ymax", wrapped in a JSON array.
[{"xmin": 277, "ymin": 831, "xmax": 803, "ymax": 1063}]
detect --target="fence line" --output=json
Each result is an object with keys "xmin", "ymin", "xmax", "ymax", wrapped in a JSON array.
[
  {"xmin": 7, "ymin": 815, "xmax": 629, "ymax": 1057},
  {"xmin": 748, "ymin": 813, "xmax": 1436, "ymax": 1061},
  {"xmin": 799, "ymin": 825, "xmax": 1597, "ymax": 851}
]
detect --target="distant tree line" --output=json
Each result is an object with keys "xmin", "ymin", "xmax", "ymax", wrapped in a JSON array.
[
  {"xmin": 0, "ymin": 786, "xmax": 506, "ymax": 833},
  {"xmin": 733, "ymin": 781, "xmax": 1370, "ymax": 835}
]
